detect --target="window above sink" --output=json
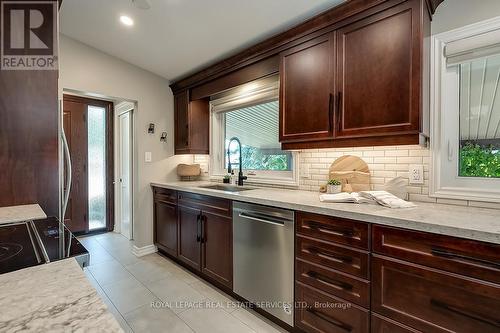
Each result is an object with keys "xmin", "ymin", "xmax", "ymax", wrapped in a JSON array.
[{"xmin": 209, "ymin": 77, "xmax": 299, "ymax": 187}]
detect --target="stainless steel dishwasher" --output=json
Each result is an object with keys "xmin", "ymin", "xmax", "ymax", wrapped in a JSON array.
[{"xmin": 233, "ymin": 202, "xmax": 294, "ymax": 325}]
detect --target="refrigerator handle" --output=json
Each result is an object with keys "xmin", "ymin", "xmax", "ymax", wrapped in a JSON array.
[{"xmin": 61, "ymin": 125, "xmax": 72, "ymax": 221}]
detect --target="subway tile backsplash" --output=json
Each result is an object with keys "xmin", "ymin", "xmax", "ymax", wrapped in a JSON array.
[
  {"xmin": 194, "ymin": 144, "xmax": 500, "ymax": 209},
  {"xmin": 297, "ymin": 145, "xmax": 430, "ymax": 197}
]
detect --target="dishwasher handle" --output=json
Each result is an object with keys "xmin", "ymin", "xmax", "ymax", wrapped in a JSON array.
[{"xmin": 238, "ymin": 211, "xmax": 291, "ymax": 227}]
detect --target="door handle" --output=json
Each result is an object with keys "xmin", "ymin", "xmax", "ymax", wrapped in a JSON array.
[
  {"xmin": 200, "ymin": 214, "xmax": 206, "ymax": 243},
  {"xmin": 329, "ymin": 93, "xmax": 334, "ymax": 132},
  {"xmin": 196, "ymin": 213, "xmax": 201, "ymax": 242},
  {"xmin": 336, "ymin": 92, "xmax": 342, "ymax": 132}
]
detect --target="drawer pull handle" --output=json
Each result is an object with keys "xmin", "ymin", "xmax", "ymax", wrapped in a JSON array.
[
  {"xmin": 430, "ymin": 299, "xmax": 500, "ymax": 328},
  {"xmin": 431, "ymin": 247, "xmax": 500, "ymax": 269},
  {"xmin": 306, "ymin": 307, "xmax": 352, "ymax": 332},
  {"xmin": 306, "ymin": 271, "xmax": 355, "ymax": 292},
  {"xmin": 308, "ymin": 247, "xmax": 355, "ymax": 265},
  {"xmin": 307, "ymin": 221, "xmax": 357, "ymax": 239}
]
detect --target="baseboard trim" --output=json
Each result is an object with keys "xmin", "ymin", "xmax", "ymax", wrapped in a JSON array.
[{"xmin": 132, "ymin": 244, "xmax": 157, "ymax": 257}]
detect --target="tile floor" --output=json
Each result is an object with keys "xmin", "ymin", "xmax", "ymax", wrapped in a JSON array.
[{"xmin": 78, "ymin": 232, "xmax": 288, "ymax": 333}]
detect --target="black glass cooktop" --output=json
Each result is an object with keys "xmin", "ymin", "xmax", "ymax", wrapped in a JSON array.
[
  {"xmin": 0, "ymin": 217, "xmax": 88, "ymax": 274},
  {"xmin": 0, "ymin": 222, "xmax": 42, "ymax": 274}
]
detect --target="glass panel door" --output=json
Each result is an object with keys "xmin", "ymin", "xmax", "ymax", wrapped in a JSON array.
[{"xmin": 87, "ymin": 105, "xmax": 107, "ymax": 230}]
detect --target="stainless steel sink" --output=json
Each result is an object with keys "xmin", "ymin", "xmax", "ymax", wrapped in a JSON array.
[{"xmin": 199, "ymin": 184, "xmax": 255, "ymax": 192}]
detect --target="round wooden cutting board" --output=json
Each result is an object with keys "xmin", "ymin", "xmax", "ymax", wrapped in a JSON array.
[{"xmin": 329, "ymin": 155, "xmax": 371, "ymax": 192}]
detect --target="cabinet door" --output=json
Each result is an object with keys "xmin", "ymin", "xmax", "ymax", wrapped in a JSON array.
[
  {"xmin": 201, "ymin": 211, "xmax": 233, "ymax": 288},
  {"xmin": 279, "ymin": 33, "xmax": 335, "ymax": 142},
  {"xmin": 178, "ymin": 205, "xmax": 201, "ymax": 270},
  {"xmin": 174, "ymin": 90, "xmax": 190, "ymax": 152},
  {"xmin": 335, "ymin": 0, "xmax": 420, "ymax": 138},
  {"xmin": 154, "ymin": 200, "xmax": 177, "ymax": 257}
]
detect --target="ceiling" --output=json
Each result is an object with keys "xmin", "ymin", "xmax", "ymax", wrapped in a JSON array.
[{"xmin": 60, "ymin": 0, "xmax": 345, "ymax": 82}]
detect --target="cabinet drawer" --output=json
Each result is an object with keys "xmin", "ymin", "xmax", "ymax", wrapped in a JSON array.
[
  {"xmin": 296, "ymin": 258, "xmax": 370, "ymax": 308},
  {"xmin": 372, "ymin": 225, "xmax": 500, "ymax": 284},
  {"xmin": 153, "ymin": 187, "xmax": 177, "ymax": 204},
  {"xmin": 372, "ymin": 255, "xmax": 500, "ymax": 333},
  {"xmin": 371, "ymin": 313, "xmax": 422, "ymax": 333},
  {"xmin": 296, "ymin": 211, "xmax": 369, "ymax": 249},
  {"xmin": 296, "ymin": 282, "xmax": 369, "ymax": 333},
  {"xmin": 297, "ymin": 235, "xmax": 369, "ymax": 279},
  {"xmin": 178, "ymin": 192, "xmax": 231, "ymax": 217}
]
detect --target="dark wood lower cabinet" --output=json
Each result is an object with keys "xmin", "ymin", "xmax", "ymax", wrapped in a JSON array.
[
  {"xmin": 178, "ymin": 205, "xmax": 202, "ymax": 270},
  {"xmin": 201, "ymin": 211, "xmax": 233, "ymax": 288},
  {"xmin": 371, "ymin": 255, "xmax": 500, "ymax": 333},
  {"xmin": 153, "ymin": 188, "xmax": 233, "ymax": 289},
  {"xmin": 154, "ymin": 199, "xmax": 178, "ymax": 257},
  {"xmin": 152, "ymin": 188, "xmax": 500, "ymax": 333}
]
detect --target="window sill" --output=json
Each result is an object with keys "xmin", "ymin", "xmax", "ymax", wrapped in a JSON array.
[{"xmin": 429, "ymin": 186, "xmax": 500, "ymax": 203}]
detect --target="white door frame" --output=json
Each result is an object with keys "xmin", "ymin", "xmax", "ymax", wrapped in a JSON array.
[{"xmin": 115, "ymin": 104, "xmax": 134, "ymax": 239}]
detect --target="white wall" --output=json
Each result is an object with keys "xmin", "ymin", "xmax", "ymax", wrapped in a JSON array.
[
  {"xmin": 432, "ymin": 0, "xmax": 500, "ymax": 35},
  {"xmin": 59, "ymin": 35, "xmax": 191, "ymax": 248}
]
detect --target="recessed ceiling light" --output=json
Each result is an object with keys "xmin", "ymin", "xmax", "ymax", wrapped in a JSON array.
[{"xmin": 120, "ymin": 15, "xmax": 134, "ymax": 27}]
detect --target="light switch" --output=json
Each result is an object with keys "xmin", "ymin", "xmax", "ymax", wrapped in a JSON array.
[
  {"xmin": 145, "ymin": 151, "xmax": 152, "ymax": 162},
  {"xmin": 409, "ymin": 164, "xmax": 424, "ymax": 184}
]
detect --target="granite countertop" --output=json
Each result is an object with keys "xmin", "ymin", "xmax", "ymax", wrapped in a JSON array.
[
  {"xmin": 0, "ymin": 259, "xmax": 123, "ymax": 332},
  {"xmin": 0, "ymin": 204, "xmax": 47, "ymax": 225},
  {"xmin": 152, "ymin": 181, "xmax": 500, "ymax": 245}
]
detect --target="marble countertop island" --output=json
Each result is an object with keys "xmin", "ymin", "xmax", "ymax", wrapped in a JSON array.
[
  {"xmin": 152, "ymin": 181, "xmax": 500, "ymax": 245},
  {"xmin": 0, "ymin": 259, "xmax": 123, "ymax": 332},
  {"xmin": 0, "ymin": 204, "xmax": 47, "ymax": 225}
]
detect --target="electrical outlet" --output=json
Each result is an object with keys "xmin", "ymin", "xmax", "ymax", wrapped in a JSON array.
[
  {"xmin": 409, "ymin": 164, "xmax": 424, "ymax": 184},
  {"xmin": 300, "ymin": 164, "xmax": 310, "ymax": 179}
]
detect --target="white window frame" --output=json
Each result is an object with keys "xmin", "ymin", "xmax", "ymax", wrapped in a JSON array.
[
  {"xmin": 209, "ymin": 81, "xmax": 299, "ymax": 187},
  {"xmin": 430, "ymin": 16, "xmax": 500, "ymax": 203}
]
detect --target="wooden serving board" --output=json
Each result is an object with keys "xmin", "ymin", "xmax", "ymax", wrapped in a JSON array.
[{"xmin": 329, "ymin": 155, "xmax": 370, "ymax": 193}]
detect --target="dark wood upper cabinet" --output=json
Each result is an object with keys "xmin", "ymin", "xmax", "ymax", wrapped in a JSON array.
[
  {"xmin": 174, "ymin": 91, "xmax": 190, "ymax": 152},
  {"xmin": 279, "ymin": 34, "xmax": 335, "ymax": 142},
  {"xmin": 170, "ymin": 0, "xmax": 436, "ymax": 150},
  {"xmin": 201, "ymin": 211, "xmax": 233, "ymax": 288},
  {"xmin": 174, "ymin": 90, "xmax": 209, "ymax": 154},
  {"xmin": 335, "ymin": 0, "xmax": 421, "ymax": 138}
]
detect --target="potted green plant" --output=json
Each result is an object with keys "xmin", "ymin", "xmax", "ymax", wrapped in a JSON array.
[
  {"xmin": 327, "ymin": 179, "xmax": 342, "ymax": 194},
  {"xmin": 223, "ymin": 175, "xmax": 231, "ymax": 184}
]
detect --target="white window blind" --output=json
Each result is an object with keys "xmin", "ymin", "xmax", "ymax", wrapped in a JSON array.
[{"xmin": 445, "ymin": 28, "xmax": 500, "ymax": 65}]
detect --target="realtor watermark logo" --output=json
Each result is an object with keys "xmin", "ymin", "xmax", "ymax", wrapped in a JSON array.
[{"xmin": 1, "ymin": 1, "xmax": 57, "ymax": 70}]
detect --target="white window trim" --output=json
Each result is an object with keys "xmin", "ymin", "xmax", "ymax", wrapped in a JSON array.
[
  {"xmin": 430, "ymin": 16, "xmax": 500, "ymax": 203},
  {"xmin": 209, "ymin": 81, "xmax": 300, "ymax": 187}
]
